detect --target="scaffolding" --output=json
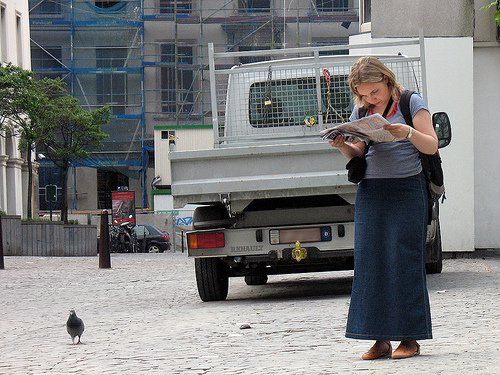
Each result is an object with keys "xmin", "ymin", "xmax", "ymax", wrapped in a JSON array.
[{"xmin": 29, "ymin": 0, "xmax": 358, "ymax": 210}]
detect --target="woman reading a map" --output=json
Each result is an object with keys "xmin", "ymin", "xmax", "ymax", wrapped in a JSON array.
[{"xmin": 328, "ymin": 56, "xmax": 438, "ymax": 360}]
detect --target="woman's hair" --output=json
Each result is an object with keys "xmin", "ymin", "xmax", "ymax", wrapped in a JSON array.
[{"xmin": 348, "ymin": 56, "xmax": 403, "ymax": 108}]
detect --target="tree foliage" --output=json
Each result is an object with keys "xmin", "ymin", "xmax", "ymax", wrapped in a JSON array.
[
  {"xmin": 37, "ymin": 85, "xmax": 110, "ymax": 223},
  {"xmin": 482, "ymin": 1, "xmax": 500, "ymax": 26},
  {"xmin": 0, "ymin": 64, "xmax": 55, "ymax": 218},
  {"xmin": 0, "ymin": 64, "xmax": 110, "ymax": 222}
]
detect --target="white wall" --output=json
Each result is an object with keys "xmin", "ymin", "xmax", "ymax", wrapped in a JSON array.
[
  {"xmin": 0, "ymin": 0, "xmax": 30, "ymax": 68},
  {"xmin": 0, "ymin": 0, "xmax": 31, "ymax": 216},
  {"xmin": 473, "ymin": 46, "xmax": 500, "ymax": 248},
  {"xmin": 153, "ymin": 127, "xmax": 214, "ymax": 212},
  {"xmin": 154, "ymin": 127, "xmax": 214, "ymax": 186},
  {"xmin": 349, "ymin": 34, "xmax": 475, "ymax": 251}
]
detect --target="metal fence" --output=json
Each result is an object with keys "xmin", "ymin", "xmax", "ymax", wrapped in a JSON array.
[{"xmin": 208, "ymin": 38, "xmax": 426, "ymax": 146}]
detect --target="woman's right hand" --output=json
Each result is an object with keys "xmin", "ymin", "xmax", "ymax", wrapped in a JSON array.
[{"xmin": 328, "ymin": 134, "xmax": 346, "ymax": 149}]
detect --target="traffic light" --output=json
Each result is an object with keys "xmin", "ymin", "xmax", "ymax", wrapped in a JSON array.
[{"xmin": 45, "ymin": 185, "xmax": 57, "ymax": 203}]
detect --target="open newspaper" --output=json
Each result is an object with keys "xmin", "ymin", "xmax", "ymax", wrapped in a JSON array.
[{"xmin": 320, "ymin": 113, "xmax": 398, "ymax": 143}]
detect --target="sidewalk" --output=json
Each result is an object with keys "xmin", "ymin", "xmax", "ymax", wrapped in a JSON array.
[{"xmin": 0, "ymin": 254, "xmax": 498, "ymax": 374}]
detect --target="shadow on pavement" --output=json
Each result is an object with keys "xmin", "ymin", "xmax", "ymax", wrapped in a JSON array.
[{"xmin": 227, "ymin": 276, "xmax": 353, "ymax": 302}]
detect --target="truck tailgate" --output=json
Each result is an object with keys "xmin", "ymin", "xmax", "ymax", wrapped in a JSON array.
[{"xmin": 169, "ymin": 141, "xmax": 357, "ymax": 209}]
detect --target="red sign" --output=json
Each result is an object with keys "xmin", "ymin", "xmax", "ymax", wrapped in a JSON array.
[{"xmin": 111, "ymin": 191, "xmax": 136, "ymax": 226}]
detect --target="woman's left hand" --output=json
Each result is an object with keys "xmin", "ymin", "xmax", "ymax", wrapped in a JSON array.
[{"xmin": 383, "ymin": 123, "xmax": 411, "ymax": 140}]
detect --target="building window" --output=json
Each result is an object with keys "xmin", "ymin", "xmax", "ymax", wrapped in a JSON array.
[
  {"xmin": 16, "ymin": 15, "xmax": 22, "ymax": 67},
  {"xmin": 363, "ymin": 0, "xmax": 371, "ymax": 22},
  {"xmin": 159, "ymin": 0, "xmax": 191, "ymax": 14},
  {"xmin": 237, "ymin": 45, "xmax": 271, "ymax": 64},
  {"xmin": 31, "ymin": 46, "xmax": 65, "ymax": 79},
  {"xmin": 361, "ymin": 0, "xmax": 371, "ymax": 32},
  {"xmin": 30, "ymin": 0, "xmax": 62, "ymax": 15},
  {"xmin": 313, "ymin": 37, "xmax": 349, "ymax": 55},
  {"xmin": 160, "ymin": 44, "xmax": 194, "ymax": 114},
  {"xmin": 238, "ymin": 0, "xmax": 270, "ymax": 13},
  {"xmin": 0, "ymin": 6, "xmax": 6, "ymax": 64},
  {"xmin": 161, "ymin": 130, "xmax": 175, "ymax": 140},
  {"xmin": 96, "ymin": 47, "xmax": 128, "ymax": 114},
  {"xmin": 31, "ymin": 46, "xmax": 62, "ymax": 70},
  {"xmin": 316, "ymin": 0, "xmax": 349, "ymax": 12},
  {"xmin": 94, "ymin": 1, "xmax": 121, "ymax": 8}
]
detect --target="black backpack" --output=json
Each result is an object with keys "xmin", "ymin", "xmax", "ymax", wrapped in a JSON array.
[{"xmin": 399, "ymin": 90, "xmax": 446, "ymax": 203}]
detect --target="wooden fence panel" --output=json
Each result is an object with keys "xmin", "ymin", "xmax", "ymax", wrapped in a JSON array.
[
  {"xmin": 1, "ymin": 216, "xmax": 22, "ymax": 256},
  {"xmin": 2, "ymin": 218, "xmax": 96, "ymax": 256}
]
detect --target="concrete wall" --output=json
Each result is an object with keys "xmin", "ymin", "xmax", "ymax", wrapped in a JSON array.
[
  {"xmin": 350, "ymin": 34, "xmax": 475, "ymax": 252},
  {"xmin": 371, "ymin": 0, "xmax": 474, "ymax": 38},
  {"xmin": 68, "ymin": 167, "xmax": 97, "ymax": 210},
  {"xmin": 473, "ymin": 45, "xmax": 500, "ymax": 248},
  {"xmin": 0, "ymin": 0, "xmax": 31, "ymax": 68},
  {"xmin": 354, "ymin": 0, "xmax": 500, "ymax": 249},
  {"xmin": 474, "ymin": 0, "xmax": 499, "ymax": 42},
  {"xmin": 154, "ymin": 127, "xmax": 214, "ymax": 187},
  {"xmin": 153, "ymin": 127, "xmax": 214, "ymax": 211}
]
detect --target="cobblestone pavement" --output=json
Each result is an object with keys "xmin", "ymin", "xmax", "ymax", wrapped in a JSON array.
[{"xmin": 0, "ymin": 254, "xmax": 498, "ymax": 374}]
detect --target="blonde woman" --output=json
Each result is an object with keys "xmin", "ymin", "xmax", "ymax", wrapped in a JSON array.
[{"xmin": 329, "ymin": 56, "xmax": 438, "ymax": 360}]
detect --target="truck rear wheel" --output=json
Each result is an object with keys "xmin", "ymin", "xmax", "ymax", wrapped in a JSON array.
[
  {"xmin": 244, "ymin": 275, "xmax": 268, "ymax": 285},
  {"xmin": 426, "ymin": 221, "xmax": 443, "ymax": 274},
  {"xmin": 195, "ymin": 258, "xmax": 229, "ymax": 301}
]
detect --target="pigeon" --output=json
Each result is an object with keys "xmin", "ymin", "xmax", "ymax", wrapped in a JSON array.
[{"xmin": 66, "ymin": 309, "xmax": 85, "ymax": 344}]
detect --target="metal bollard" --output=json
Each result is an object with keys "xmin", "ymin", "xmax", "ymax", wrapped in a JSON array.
[
  {"xmin": 0, "ymin": 217, "xmax": 4, "ymax": 270},
  {"xmin": 99, "ymin": 210, "xmax": 111, "ymax": 269}
]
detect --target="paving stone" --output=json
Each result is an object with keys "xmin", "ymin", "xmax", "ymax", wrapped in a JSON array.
[{"xmin": 0, "ymin": 255, "xmax": 498, "ymax": 374}]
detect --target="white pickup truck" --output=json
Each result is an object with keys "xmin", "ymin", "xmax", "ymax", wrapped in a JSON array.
[{"xmin": 169, "ymin": 39, "xmax": 451, "ymax": 301}]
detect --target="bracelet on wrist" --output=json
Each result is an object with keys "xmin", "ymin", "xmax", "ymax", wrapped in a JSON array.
[{"xmin": 406, "ymin": 126, "xmax": 414, "ymax": 139}]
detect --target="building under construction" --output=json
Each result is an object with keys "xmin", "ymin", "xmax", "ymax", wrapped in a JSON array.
[{"xmin": 28, "ymin": 0, "xmax": 359, "ymax": 211}]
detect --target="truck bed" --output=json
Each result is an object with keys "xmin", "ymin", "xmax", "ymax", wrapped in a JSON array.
[{"xmin": 169, "ymin": 141, "xmax": 357, "ymax": 210}]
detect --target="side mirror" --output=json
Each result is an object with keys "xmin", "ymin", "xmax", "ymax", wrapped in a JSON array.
[{"xmin": 432, "ymin": 112, "xmax": 452, "ymax": 149}]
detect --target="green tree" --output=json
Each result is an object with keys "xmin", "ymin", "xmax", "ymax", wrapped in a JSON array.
[
  {"xmin": 38, "ymin": 90, "xmax": 110, "ymax": 223},
  {"xmin": 0, "ymin": 64, "xmax": 61, "ymax": 218},
  {"xmin": 482, "ymin": 1, "xmax": 500, "ymax": 26}
]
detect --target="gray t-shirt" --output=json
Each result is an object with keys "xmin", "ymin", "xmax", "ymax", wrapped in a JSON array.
[{"xmin": 349, "ymin": 93, "xmax": 429, "ymax": 179}]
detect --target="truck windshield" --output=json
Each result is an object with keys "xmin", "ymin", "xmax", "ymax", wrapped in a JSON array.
[{"xmin": 249, "ymin": 75, "xmax": 352, "ymax": 127}]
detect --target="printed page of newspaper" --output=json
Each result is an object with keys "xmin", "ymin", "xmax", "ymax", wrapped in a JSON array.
[{"xmin": 320, "ymin": 113, "xmax": 398, "ymax": 143}]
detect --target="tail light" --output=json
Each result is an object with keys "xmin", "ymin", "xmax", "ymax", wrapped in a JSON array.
[
  {"xmin": 188, "ymin": 232, "xmax": 225, "ymax": 249},
  {"xmin": 161, "ymin": 233, "xmax": 168, "ymax": 241}
]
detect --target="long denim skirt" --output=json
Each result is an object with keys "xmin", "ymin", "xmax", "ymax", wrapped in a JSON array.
[{"xmin": 345, "ymin": 172, "xmax": 433, "ymax": 341}]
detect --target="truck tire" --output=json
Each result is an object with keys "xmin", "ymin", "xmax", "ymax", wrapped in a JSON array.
[
  {"xmin": 426, "ymin": 222, "xmax": 443, "ymax": 274},
  {"xmin": 195, "ymin": 258, "xmax": 229, "ymax": 301},
  {"xmin": 244, "ymin": 275, "xmax": 268, "ymax": 286},
  {"xmin": 193, "ymin": 204, "xmax": 232, "ymax": 230}
]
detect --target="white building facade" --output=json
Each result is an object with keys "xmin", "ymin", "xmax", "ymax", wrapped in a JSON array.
[
  {"xmin": 0, "ymin": 0, "xmax": 33, "ymax": 216},
  {"xmin": 350, "ymin": 0, "xmax": 499, "ymax": 251}
]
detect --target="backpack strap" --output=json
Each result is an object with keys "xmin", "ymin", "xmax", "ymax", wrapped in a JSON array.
[{"xmin": 399, "ymin": 89, "xmax": 415, "ymax": 127}]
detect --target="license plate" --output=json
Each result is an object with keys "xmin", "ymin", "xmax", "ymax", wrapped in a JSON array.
[{"xmin": 269, "ymin": 226, "xmax": 332, "ymax": 245}]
